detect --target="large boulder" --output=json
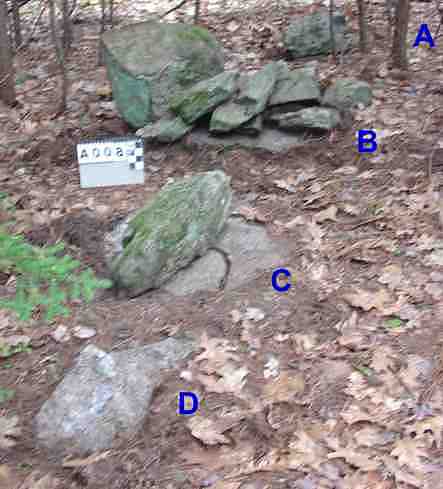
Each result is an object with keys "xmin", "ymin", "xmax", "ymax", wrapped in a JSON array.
[
  {"xmin": 284, "ymin": 10, "xmax": 351, "ymax": 58},
  {"xmin": 104, "ymin": 171, "xmax": 232, "ymax": 297},
  {"xmin": 102, "ymin": 21, "xmax": 224, "ymax": 128},
  {"xmin": 35, "ymin": 338, "xmax": 195, "ymax": 456}
]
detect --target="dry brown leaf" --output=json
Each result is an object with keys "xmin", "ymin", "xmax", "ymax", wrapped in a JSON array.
[
  {"xmin": 288, "ymin": 430, "xmax": 329, "ymax": 470},
  {"xmin": 0, "ymin": 415, "xmax": 21, "ymax": 449},
  {"xmin": 406, "ymin": 415, "xmax": 443, "ymax": 449},
  {"xmin": 274, "ymin": 176, "xmax": 298, "ymax": 193},
  {"xmin": 197, "ymin": 362, "xmax": 248, "ymax": 396},
  {"xmin": 353, "ymin": 425, "xmax": 394, "ymax": 448},
  {"xmin": 187, "ymin": 416, "xmax": 232, "ymax": 446},
  {"xmin": 378, "ymin": 264, "xmax": 404, "ymax": 290},
  {"xmin": 382, "ymin": 456, "xmax": 422, "ymax": 487},
  {"xmin": 328, "ymin": 447, "xmax": 380, "ymax": 471},
  {"xmin": 263, "ymin": 371, "xmax": 305, "ymax": 404},
  {"xmin": 0, "ymin": 464, "xmax": 19, "ymax": 489},
  {"xmin": 17, "ymin": 471, "xmax": 60, "ymax": 489},
  {"xmin": 194, "ymin": 333, "xmax": 239, "ymax": 374},
  {"xmin": 343, "ymin": 287, "xmax": 393, "ymax": 313},
  {"xmin": 314, "ymin": 205, "xmax": 338, "ymax": 223},
  {"xmin": 391, "ymin": 437, "xmax": 429, "ymax": 473},
  {"xmin": 62, "ymin": 450, "xmax": 111, "ymax": 468},
  {"xmin": 341, "ymin": 404, "xmax": 373, "ymax": 425}
]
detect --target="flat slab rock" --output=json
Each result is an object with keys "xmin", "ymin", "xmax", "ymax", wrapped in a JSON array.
[
  {"xmin": 186, "ymin": 127, "xmax": 305, "ymax": 153},
  {"xmin": 35, "ymin": 337, "xmax": 195, "ymax": 457},
  {"xmin": 163, "ymin": 217, "xmax": 289, "ymax": 296}
]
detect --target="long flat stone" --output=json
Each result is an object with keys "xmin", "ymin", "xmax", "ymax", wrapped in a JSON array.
[
  {"xmin": 186, "ymin": 127, "xmax": 305, "ymax": 153},
  {"xmin": 163, "ymin": 218, "xmax": 289, "ymax": 296}
]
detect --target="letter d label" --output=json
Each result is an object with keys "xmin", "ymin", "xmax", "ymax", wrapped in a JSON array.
[{"xmin": 178, "ymin": 391, "xmax": 199, "ymax": 415}]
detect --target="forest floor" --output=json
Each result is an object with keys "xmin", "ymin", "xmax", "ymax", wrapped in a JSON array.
[{"xmin": 1, "ymin": 1, "xmax": 443, "ymax": 488}]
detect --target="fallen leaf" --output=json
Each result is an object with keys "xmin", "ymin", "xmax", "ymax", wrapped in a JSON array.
[
  {"xmin": 314, "ymin": 205, "xmax": 338, "ymax": 223},
  {"xmin": 263, "ymin": 371, "xmax": 305, "ymax": 404},
  {"xmin": 0, "ymin": 415, "xmax": 21, "ymax": 449},
  {"xmin": 343, "ymin": 288, "xmax": 393, "ymax": 313},
  {"xmin": 187, "ymin": 416, "xmax": 231, "ymax": 446}
]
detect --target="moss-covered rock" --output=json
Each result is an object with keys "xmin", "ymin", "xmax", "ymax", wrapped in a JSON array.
[
  {"xmin": 104, "ymin": 171, "xmax": 232, "ymax": 297},
  {"xmin": 170, "ymin": 71, "xmax": 239, "ymax": 124},
  {"xmin": 102, "ymin": 21, "xmax": 224, "ymax": 128},
  {"xmin": 136, "ymin": 116, "xmax": 193, "ymax": 143}
]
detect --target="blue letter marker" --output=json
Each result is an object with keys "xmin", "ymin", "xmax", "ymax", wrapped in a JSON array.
[
  {"xmin": 413, "ymin": 24, "xmax": 435, "ymax": 48},
  {"xmin": 358, "ymin": 130, "xmax": 377, "ymax": 153},
  {"xmin": 178, "ymin": 391, "xmax": 199, "ymax": 415},
  {"xmin": 272, "ymin": 268, "xmax": 291, "ymax": 292}
]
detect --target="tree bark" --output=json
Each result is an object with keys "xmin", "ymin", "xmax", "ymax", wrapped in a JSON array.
[
  {"xmin": 0, "ymin": 0, "xmax": 16, "ymax": 105},
  {"xmin": 329, "ymin": 0, "xmax": 336, "ymax": 59},
  {"xmin": 391, "ymin": 0, "xmax": 410, "ymax": 69},
  {"xmin": 12, "ymin": 0, "xmax": 22, "ymax": 48},
  {"xmin": 357, "ymin": 0, "xmax": 368, "ymax": 52},
  {"xmin": 49, "ymin": 0, "xmax": 67, "ymax": 112}
]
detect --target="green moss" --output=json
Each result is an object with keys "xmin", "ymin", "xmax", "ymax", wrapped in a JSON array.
[
  {"xmin": 170, "ymin": 90, "xmax": 211, "ymax": 120},
  {"xmin": 176, "ymin": 25, "xmax": 217, "ymax": 48}
]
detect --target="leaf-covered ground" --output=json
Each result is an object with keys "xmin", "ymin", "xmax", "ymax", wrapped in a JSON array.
[{"xmin": 1, "ymin": 0, "xmax": 443, "ymax": 488}]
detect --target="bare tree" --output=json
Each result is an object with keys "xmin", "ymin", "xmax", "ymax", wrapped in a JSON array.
[
  {"xmin": 391, "ymin": 0, "xmax": 410, "ymax": 69},
  {"xmin": 357, "ymin": 0, "xmax": 368, "ymax": 52},
  {"xmin": 0, "ymin": 0, "xmax": 16, "ymax": 105},
  {"xmin": 49, "ymin": 0, "xmax": 68, "ymax": 112}
]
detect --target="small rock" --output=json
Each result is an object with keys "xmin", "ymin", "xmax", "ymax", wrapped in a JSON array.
[
  {"xmin": 51, "ymin": 325, "xmax": 71, "ymax": 343},
  {"xmin": 72, "ymin": 326, "xmax": 97, "ymax": 339}
]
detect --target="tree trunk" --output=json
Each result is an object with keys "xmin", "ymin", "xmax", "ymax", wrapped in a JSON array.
[
  {"xmin": 12, "ymin": 0, "xmax": 22, "ymax": 48},
  {"xmin": 391, "ymin": 0, "xmax": 410, "ymax": 69},
  {"xmin": 357, "ymin": 0, "xmax": 368, "ymax": 52},
  {"xmin": 329, "ymin": 0, "xmax": 336, "ymax": 59},
  {"xmin": 97, "ymin": 0, "xmax": 105, "ymax": 65},
  {"xmin": 62, "ymin": 0, "xmax": 72, "ymax": 50},
  {"xmin": 0, "ymin": 0, "xmax": 16, "ymax": 105},
  {"xmin": 49, "ymin": 0, "xmax": 67, "ymax": 113}
]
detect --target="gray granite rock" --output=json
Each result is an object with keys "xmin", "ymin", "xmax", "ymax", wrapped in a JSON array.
[
  {"xmin": 163, "ymin": 217, "xmax": 289, "ymax": 295},
  {"xmin": 210, "ymin": 62, "xmax": 280, "ymax": 133},
  {"xmin": 35, "ymin": 337, "xmax": 195, "ymax": 456},
  {"xmin": 284, "ymin": 10, "xmax": 351, "ymax": 58},
  {"xmin": 322, "ymin": 78, "xmax": 372, "ymax": 110}
]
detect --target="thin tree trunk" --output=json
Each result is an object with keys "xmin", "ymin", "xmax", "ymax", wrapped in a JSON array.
[
  {"xmin": 62, "ymin": 0, "xmax": 72, "ymax": 50},
  {"xmin": 12, "ymin": 0, "xmax": 22, "ymax": 48},
  {"xmin": 49, "ymin": 0, "xmax": 67, "ymax": 112},
  {"xmin": 109, "ymin": 0, "xmax": 114, "ymax": 27},
  {"xmin": 329, "ymin": 0, "xmax": 336, "ymax": 60},
  {"xmin": 391, "ymin": 0, "xmax": 410, "ymax": 69},
  {"xmin": 97, "ymin": 0, "xmax": 105, "ymax": 65},
  {"xmin": 0, "ymin": 0, "xmax": 16, "ymax": 105},
  {"xmin": 357, "ymin": 0, "xmax": 368, "ymax": 52},
  {"xmin": 194, "ymin": 0, "xmax": 200, "ymax": 23}
]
